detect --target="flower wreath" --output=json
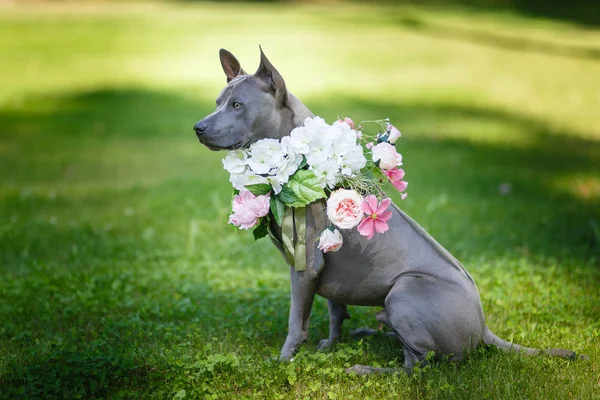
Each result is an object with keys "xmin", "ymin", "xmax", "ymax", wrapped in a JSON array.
[{"xmin": 222, "ymin": 116, "xmax": 408, "ymax": 270}]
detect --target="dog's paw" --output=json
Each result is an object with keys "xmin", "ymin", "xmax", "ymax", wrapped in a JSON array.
[
  {"xmin": 279, "ymin": 351, "xmax": 296, "ymax": 362},
  {"xmin": 346, "ymin": 364, "xmax": 398, "ymax": 375},
  {"xmin": 349, "ymin": 327, "xmax": 378, "ymax": 338},
  {"xmin": 346, "ymin": 364, "xmax": 379, "ymax": 375},
  {"xmin": 317, "ymin": 338, "xmax": 335, "ymax": 351}
]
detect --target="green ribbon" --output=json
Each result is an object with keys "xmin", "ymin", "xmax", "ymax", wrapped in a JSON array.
[
  {"xmin": 293, "ymin": 207, "xmax": 307, "ymax": 271},
  {"xmin": 281, "ymin": 207, "xmax": 295, "ymax": 266},
  {"xmin": 280, "ymin": 206, "xmax": 307, "ymax": 271}
]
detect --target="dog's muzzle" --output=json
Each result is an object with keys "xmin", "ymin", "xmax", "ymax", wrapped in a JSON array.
[{"xmin": 194, "ymin": 121, "xmax": 207, "ymax": 138}]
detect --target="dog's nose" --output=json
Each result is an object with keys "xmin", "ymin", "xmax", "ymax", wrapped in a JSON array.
[{"xmin": 194, "ymin": 122, "xmax": 207, "ymax": 135}]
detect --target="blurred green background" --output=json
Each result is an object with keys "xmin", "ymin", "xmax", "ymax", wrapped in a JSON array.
[{"xmin": 1, "ymin": 1, "xmax": 599, "ymax": 399}]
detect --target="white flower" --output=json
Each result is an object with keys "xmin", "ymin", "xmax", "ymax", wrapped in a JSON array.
[
  {"xmin": 286, "ymin": 126, "xmax": 314, "ymax": 155},
  {"xmin": 338, "ymin": 146, "xmax": 366, "ymax": 176},
  {"xmin": 326, "ymin": 189, "xmax": 364, "ymax": 229},
  {"xmin": 247, "ymin": 139, "xmax": 285, "ymax": 175},
  {"xmin": 280, "ymin": 136, "xmax": 304, "ymax": 165},
  {"xmin": 230, "ymin": 171, "xmax": 268, "ymax": 191},
  {"xmin": 303, "ymin": 116, "xmax": 330, "ymax": 135},
  {"xmin": 274, "ymin": 157, "xmax": 299, "ymax": 182},
  {"xmin": 371, "ymin": 142, "xmax": 402, "ymax": 170},
  {"xmin": 318, "ymin": 229, "xmax": 343, "ymax": 253},
  {"xmin": 307, "ymin": 132, "xmax": 332, "ymax": 158},
  {"xmin": 328, "ymin": 120, "xmax": 364, "ymax": 175},
  {"xmin": 311, "ymin": 159, "xmax": 340, "ymax": 189},
  {"xmin": 222, "ymin": 150, "xmax": 248, "ymax": 175},
  {"xmin": 265, "ymin": 176, "xmax": 284, "ymax": 194},
  {"xmin": 331, "ymin": 120, "xmax": 357, "ymax": 144}
]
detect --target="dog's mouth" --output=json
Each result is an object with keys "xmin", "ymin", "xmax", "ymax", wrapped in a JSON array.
[
  {"xmin": 197, "ymin": 136, "xmax": 257, "ymax": 152},
  {"xmin": 222, "ymin": 142, "xmax": 244, "ymax": 151},
  {"xmin": 197, "ymin": 137, "xmax": 244, "ymax": 152}
]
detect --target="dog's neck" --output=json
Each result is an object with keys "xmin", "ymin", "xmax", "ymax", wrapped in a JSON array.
[
  {"xmin": 288, "ymin": 93, "xmax": 315, "ymax": 129},
  {"xmin": 266, "ymin": 92, "xmax": 314, "ymax": 140}
]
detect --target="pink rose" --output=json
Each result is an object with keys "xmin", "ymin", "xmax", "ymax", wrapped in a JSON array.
[
  {"xmin": 318, "ymin": 228, "xmax": 343, "ymax": 253},
  {"xmin": 326, "ymin": 189, "xmax": 364, "ymax": 229},
  {"xmin": 384, "ymin": 168, "xmax": 408, "ymax": 193},
  {"xmin": 371, "ymin": 142, "xmax": 402, "ymax": 170},
  {"xmin": 337, "ymin": 117, "xmax": 355, "ymax": 130},
  {"xmin": 229, "ymin": 190, "xmax": 271, "ymax": 229},
  {"xmin": 386, "ymin": 124, "xmax": 401, "ymax": 144}
]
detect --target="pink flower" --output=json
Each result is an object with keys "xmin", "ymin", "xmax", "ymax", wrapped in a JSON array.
[
  {"xmin": 357, "ymin": 195, "xmax": 393, "ymax": 239},
  {"xmin": 386, "ymin": 124, "xmax": 401, "ymax": 144},
  {"xmin": 229, "ymin": 190, "xmax": 271, "ymax": 229},
  {"xmin": 384, "ymin": 168, "xmax": 408, "ymax": 193},
  {"xmin": 371, "ymin": 142, "xmax": 402, "ymax": 170},
  {"xmin": 326, "ymin": 189, "xmax": 364, "ymax": 229},
  {"xmin": 318, "ymin": 228, "xmax": 343, "ymax": 253},
  {"xmin": 337, "ymin": 117, "xmax": 355, "ymax": 130},
  {"xmin": 365, "ymin": 142, "xmax": 374, "ymax": 149}
]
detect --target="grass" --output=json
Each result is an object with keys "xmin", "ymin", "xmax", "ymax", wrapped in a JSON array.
[{"xmin": 0, "ymin": 1, "xmax": 599, "ymax": 398}]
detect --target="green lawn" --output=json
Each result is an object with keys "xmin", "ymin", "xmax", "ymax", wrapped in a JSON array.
[{"xmin": 1, "ymin": 1, "xmax": 599, "ymax": 399}]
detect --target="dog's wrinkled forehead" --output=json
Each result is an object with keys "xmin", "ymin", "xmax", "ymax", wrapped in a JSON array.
[
  {"xmin": 216, "ymin": 76, "xmax": 245, "ymax": 104},
  {"xmin": 216, "ymin": 75, "xmax": 269, "ymax": 106}
]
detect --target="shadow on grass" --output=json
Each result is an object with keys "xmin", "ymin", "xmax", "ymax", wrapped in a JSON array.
[
  {"xmin": 365, "ymin": 0, "xmax": 600, "ymax": 28},
  {"xmin": 1, "ymin": 342, "xmax": 147, "ymax": 399},
  {"xmin": 180, "ymin": 0, "xmax": 600, "ymax": 27},
  {"xmin": 391, "ymin": 13, "xmax": 600, "ymax": 61},
  {"xmin": 1, "ymin": 87, "xmax": 598, "ymax": 264},
  {"xmin": 310, "ymin": 5, "xmax": 600, "ymax": 60}
]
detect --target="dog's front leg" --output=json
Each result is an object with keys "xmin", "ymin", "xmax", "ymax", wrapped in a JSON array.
[
  {"xmin": 280, "ymin": 267, "xmax": 319, "ymax": 360},
  {"xmin": 279, "ymin": 202, "xmax": 327, "ymax": 361}
]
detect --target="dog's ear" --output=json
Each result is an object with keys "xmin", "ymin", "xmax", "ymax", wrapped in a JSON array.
[
  {"xmin": 219, "ymin": 49, "xmax": 247, "ymax": 83},
  {"xmin": 255, "ymin": 46, "xmax": 287, "ymax": 107}
]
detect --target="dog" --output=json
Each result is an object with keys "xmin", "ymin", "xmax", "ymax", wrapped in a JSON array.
[{"xmin": 194, "ymin": 48, "xmax": 581, "ymax": 374}]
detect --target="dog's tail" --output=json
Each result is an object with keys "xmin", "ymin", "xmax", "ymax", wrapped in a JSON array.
[{"xmin": 483, "ymin": 327, "xmax": 586, "ymax": 360}]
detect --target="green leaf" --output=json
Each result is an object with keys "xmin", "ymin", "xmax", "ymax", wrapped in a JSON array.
[
  {"xmin": 278, "ymin": 185, "xmax": 299, "ymax": 205},
  {"xmin": 298, "ymin": 156, "xmax": 308, "ymax": 170},
  {"xmin": 283, "ymin": 170, "xmax": 326, "ymax": 208},
  {"xmin": 252, "ymin": 217, "xmax": 269, "ymax": 241},
  {"xmin": 372, "ymin": 166, "xmax": 387, "ymax": 183},
  {"xmin": 270, "ymin": 196, "xmax": 285, "ymax": 226},
  {"xmin": 362, "ymin": 161, "xmax": 387, "ymax": 183},
  {"xmin": 229, "ymin": 188, "xmax": 239, "ymax": 222},
  {"xmin": 245, "ymin": 184, "xmax": 272, "ymax": 196}
]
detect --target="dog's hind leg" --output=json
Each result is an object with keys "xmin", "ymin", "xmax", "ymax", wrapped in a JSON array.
[
  {"xmin": 348, "ymin": 275, "xmax": 475, "ymax": 375},
  {"xmin": 349, "ymin": 309, "xmax": 397, "ymax": 339},
  {"xmin": 317, "ymin": 300, "xmax": 350, "ymax": 350},
  {"xmin": 347, "ymin": 317, "xmax": 433, "ymax": 375},
  {"xmin": 345, "ymin": 344, "xmax": 427, "ymax": 376}
]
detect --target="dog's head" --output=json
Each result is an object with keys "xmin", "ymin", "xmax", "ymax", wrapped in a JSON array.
[{"xmin": 194, "ymin": 48, "xmax": 289, "ymax": 151}]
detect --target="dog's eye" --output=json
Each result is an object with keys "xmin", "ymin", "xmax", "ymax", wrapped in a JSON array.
[{"xmin": 233, "ymin": 102, "xmax": 242, "ymax": 109}]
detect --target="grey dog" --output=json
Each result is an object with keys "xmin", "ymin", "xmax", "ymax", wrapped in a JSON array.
[{"xmin": 194, "ymin": 48, "xmax": 580, "ymax": 374}]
